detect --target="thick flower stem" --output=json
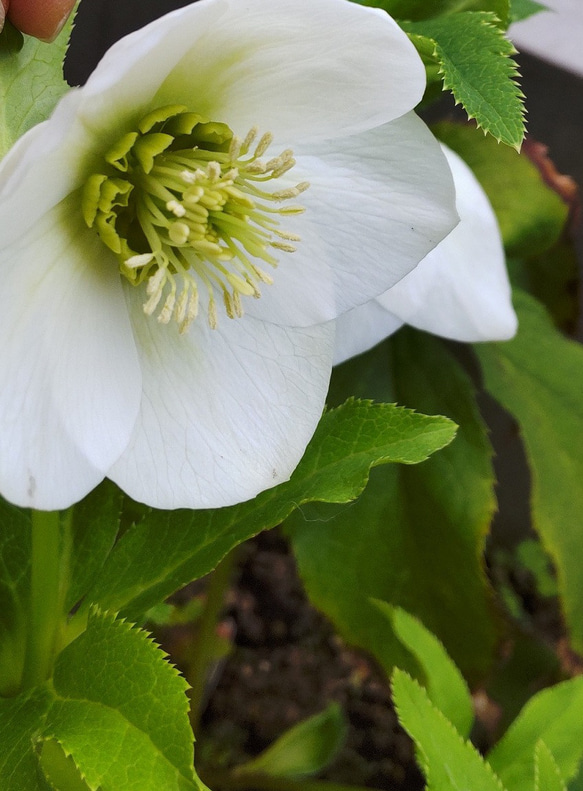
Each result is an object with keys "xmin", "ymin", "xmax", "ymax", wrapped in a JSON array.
[
  {"xmin": 21, "ymin": 509, "xmax": 69, "ymax": 690},
  {"xmin": 188, "ymin": 547, "xmax": 239, "ymax": 735}
]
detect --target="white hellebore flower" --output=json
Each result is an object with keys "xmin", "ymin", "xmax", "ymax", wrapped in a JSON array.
[
  {"xmin": 0, "ymin": 0, "xmax": 458, "ymax": 511},
  {"xmin": 335, "ymin": 144, "xmax": 518, "ymax": 363}
]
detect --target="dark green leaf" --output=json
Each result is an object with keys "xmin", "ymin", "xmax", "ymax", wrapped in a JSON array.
[
  {"xmin": 476, "ymin": 291, "xmax": 583, "ymax": 652},
  {"xmin": 287, "ymin": 333, "xmax": 497, "ymax": 683},
  {"xmin": 510, "ymin": 0, "xmax": 547, "ymax": 22},
  {"xmin": 81, "ymin": 400, "xmax": 456, "ymax": 621},
  {"xmin": 433, "ymin": 122, "xmax": 568, "ymax": 258},
  {"xmin": 65, "ymin": 481, "xmax": 124, "ymax": 612},
  {"xmin": 0, "ymin": 498, "xmax": 31, "ymax": 695},
  {"xmin": 354, "ymin": 0, "xmax": 509, "ymax": 26}
]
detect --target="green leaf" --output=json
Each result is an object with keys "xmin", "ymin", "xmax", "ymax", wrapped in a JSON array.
[
  {"xmin": 0, "ymin": 610, "xmax": 203, "ymax": 791},
  {"xmin": 535, "ymin": 741, "xmax": 568, "ymax": 791},
  {"xmin": 0, "ymin": 685, "xmax": 54, "ymax": 791},
  {"xmin": 39, "ymin": 739, "xmax": 92, "ymax": 791},
  {"xmin": 354, "ymin": 0, "xmax": 509, "ymax": 26},
  {"xmin": 392, "ymin": 668, "xmax": 508, "ymax": 791},
  {"xmin": 65, "ymin": 482, "xmax": 124, "ymax": 612},
  {"xmin": 0, "ymin": 5, "xmax": 78, "ymax": 159},
  {"xmin": 287, "ymin": 333, "xmax": 497, "ymax": 684},
  {"xmin": 407, "ymin": 12, "xmax": 524, "ymax": 147},
  {"xmin": 475, "ymin": 291, "xmax": 583, "ymax": 652},
  {"xmin": 0, "ymin": 498, "xmax": 31, "ymax": 695},
  {"xmin": 374, "ymin": 602, "xmax": 473, "ymax": 737},
  {"xmin": 80, "ymin": 399, "xmax": 456, "ymax": 621},
  {"xmin": 516, "ymin": 539, "xmax": 558, "ymax": 598},
  {"xmin": 510, "ymin": 0, "xmax": 547, "ymax": 22},
  {"xmin": 487, "ymin": 676, "xmax": 583, "ymax": 790},
  {"xmin": 433, "ymin": 122, "xmax": 568, "ymax": 258},
  {"xmin": 236, "ymin": 702, "xmax": 347, "ymax": 779}
]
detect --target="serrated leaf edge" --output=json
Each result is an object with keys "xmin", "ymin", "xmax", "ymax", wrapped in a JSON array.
[
  {"xmin": 534, "ymin": 740, "xmax": 568, "ymax": 791},
  {"xmin": 392, "ymin": 668, "xmax": 509, "ymax": 791}
]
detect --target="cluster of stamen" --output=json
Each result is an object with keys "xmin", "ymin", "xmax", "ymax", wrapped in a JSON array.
[{"xmin": 82, "ymin": 104, "xmax": 308, "ymax": 332}]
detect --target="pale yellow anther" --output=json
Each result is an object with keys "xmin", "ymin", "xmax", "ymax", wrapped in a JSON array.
[
  {"xmin": 208, "ymin": 299, "xmax": 218, "ymax": 330},
  {"xmin": 252, "ymin": 265, "xmax": 274, "ymax": 286},
  {"xmin": 158, "ymin": 291, "xmax": 176, "ymax": 324},
  {"xmin": 275, "ymin": 230, "xmax": 301, "ymax": 241},
  {"xmin": 242, "ymin": 126, "xmax": 258, "ymax": 154},
  {"xmin": 144, "ymin": 286, "xmax": 164, "ymax": 316},
  {"xmin": 229, "ymin": 135, "xmax": 242, "ymax": 162},
  {"xmin": 232, "ymin": 291, "xmax": 243, "ymax": 318},
  {"xmin": 125, "ymin": 252, "xmax": 155, "ymax": 269},
  {"xmin": 271, "ymin": 241, "xmax": 296, "ymax": 252},
  {"xmin": 167, "ymin": 199, "xmax": 186, "ymax": 217},
  {"xmin": 181, "ymin": 170, "xmax": 197, "ymax": 184},
  {"xmin": 265, "ymin": 156, "xmax": 282, "ymax": 171},
  {"xmin": 254, "ymin": 132, "xmax": 274, "ymax": 158},
  {"xmin": 174, "ymin": 290, "xmax": 188, "ymax": 324},
  {"xmin": 146, "ymin": 266, "xmax": 166, "ymax": 296},
  {"xmin": 245, "ymin": 162, "xmax": 267, "ymax": 174},
  {"xmin": 207, "ymin": 162, "xmax": 221, "ymax": 181}
]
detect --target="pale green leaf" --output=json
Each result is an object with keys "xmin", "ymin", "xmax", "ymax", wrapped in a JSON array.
[
  {"xmin": 487, "ymin": 676, "xmax": 583, "ymax": 790},
  {"xmin": 287, "ymin": 333, "xmax": 497, "ymax": 684},
  {"xmin": 374, "ymin": 602, "xmax": 473, "ymax": 737},
  {"xmin": 535, "ymin": 741, "xmax": 568, "ymax": 791},
  {"xmin": 0, "ymin": 4, "xmax": 78, "ymax": 159},
  {"xmin": 392, "ymin": 668, "xmax": 507, "ymax": 791},
  {"xmin": 407, "ymin": 12, "xmax": 525, "ymax": 147},
  {"xmin": 236, "ymin": 703, "xmax": 347, "ymax": 779},
  {"xmin": 80, "ymin": 400, "xmax": 456, "ymax": 621},
  {"xmin": 475, "ymin": 291, "xmax": 583, "ymax": 652}
]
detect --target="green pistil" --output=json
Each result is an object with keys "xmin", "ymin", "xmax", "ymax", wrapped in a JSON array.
[{"xmin": 82, "ymin": 104, "xmax": 308, "ymax": 332}]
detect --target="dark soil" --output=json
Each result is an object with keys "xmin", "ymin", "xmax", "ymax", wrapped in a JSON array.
[{"xmin": 193, "ymin": 530, "xmax": 423, "ymax": 790}]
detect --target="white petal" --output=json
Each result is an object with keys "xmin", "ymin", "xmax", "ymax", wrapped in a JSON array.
[
  {"xmin": 0, "ymin": 90, "xmax": 92, "ymax": 247},
  {"xmin": 245, "ymin": 113, "xmax": 458, "ymax": 327},
  {"xmin": 333, "ymin": 303, "xmax": 403, "ymax": 365},
  {"xmin": 79, "ymin": 0, "xmax": 425, "ymax": 144},
  {"xmin": 377, "ymin": 145, "xmax": 518, "ymax": 341},
  {"xmin": 0, "ymin": 199, "xmax": 142, "ymax": 510},
  {"xmin": 109, "ymin": 288, "xmax": 334, "ymax": 509}
]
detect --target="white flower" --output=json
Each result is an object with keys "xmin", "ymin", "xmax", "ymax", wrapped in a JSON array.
[
  {"xmin": 0, "ymin": 0, "xmax": 458, "ymax": 511},
  {"xmin": 334, "ymin": 144, "xmax": 518, "ymax": 364}
]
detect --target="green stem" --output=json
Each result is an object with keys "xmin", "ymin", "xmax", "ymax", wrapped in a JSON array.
[
  {"xmin": 22, "ymin": 509, "xmax": 68, "ymax": 689},
  {"xmin": 188, "ymin": 548, "xmax": 239, "ymax": 735}
]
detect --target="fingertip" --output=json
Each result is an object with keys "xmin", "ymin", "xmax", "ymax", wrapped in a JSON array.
[{"xmin": 7, "ymin": 0, "xmax": 75, "ymax": 42}]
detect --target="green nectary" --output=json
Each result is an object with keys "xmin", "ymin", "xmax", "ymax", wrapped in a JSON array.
[{"xmin": 82, "ymin": 104, "xmax": 308, "ymax": 333}]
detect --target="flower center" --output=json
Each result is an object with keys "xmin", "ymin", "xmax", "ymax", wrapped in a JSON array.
[{"xmin": 82, "ymin": 104, "xmax": 308, "ymax": 332}]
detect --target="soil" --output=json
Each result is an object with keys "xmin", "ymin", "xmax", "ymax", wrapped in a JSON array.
[{"xmin": 161, "ymin": 529, "xmax": 424, "ymax": 791}]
